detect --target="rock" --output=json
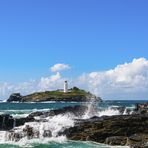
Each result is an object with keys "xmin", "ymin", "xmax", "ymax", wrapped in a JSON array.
[
  {"xmin": 43, "ymin": 130, "xmax": 52, "ymax": 137},
  {"xmin": 0, "ymin": 114, "xmax": 34, "ymax": 130},
  {"xmin": 8, "ymin": 131, "xmax": 24, "ymax": 142},
  {"xmin": 134, "ymin": 103, "xmax": 148, "ymax": 114},
  {"xmin": 15, "ymin": 116, "xmax": 35, "ymax": 127},
  {"xmin": 28, "ymin": 111, "xmax": 45, "ymax": 118},
  {"xmin": 0, "ymin": 114, "xmax": 14, "ymax": 130},
  {"xmin": 23, "ymin": 125, "xmax": 34, "ymax": 139},
  {"xmin": 8, "ymin": 124, "xmax": 52, "ymax": 142},
  {"xmin": 28, "ymin": 105, "xmax": 88, "ymax": 118},
  {"xmin": 130, "ymin": 143, "xmax": 148, "ymax": 148},
  {"xmin": 127, "ymin": 134, "xmax": 148, "ymax": 148},
  {"xmin": 49, "ymin": 105, "xmax": 88, "ymax": 116},
  {"xmin": 8, "ymin": 124, "xmax": 40, "ymax": 141},
  {"xmin": 7, "ymin": 93, "xmax": 22, "ymax": 102},
  {"xmin": 63, "ymin": 114, "xmax": 148, "ymax": 147},
  {"xmin": 105, "ymin": 136, "xmax": 127, "ymax": 146}
]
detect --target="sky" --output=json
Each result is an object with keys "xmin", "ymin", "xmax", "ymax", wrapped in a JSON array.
[{"xmin": 0, "ymin": 0, "xmax": 148, "ymax": 100}]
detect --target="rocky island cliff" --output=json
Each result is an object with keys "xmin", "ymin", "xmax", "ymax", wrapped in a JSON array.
[{"xmin": 7, "ymin": 87, "xmax": 102, "ymax": 102}]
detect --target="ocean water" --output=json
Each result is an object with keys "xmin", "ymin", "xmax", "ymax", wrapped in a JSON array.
[{"xmin": 0, "ymin": 100, "xmax": 147, "ymax": 148}]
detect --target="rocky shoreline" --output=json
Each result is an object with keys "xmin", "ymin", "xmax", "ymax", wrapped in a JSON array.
[
  {"xmin": 0, "ymin": 103, "xmax": 147, "ymax": 147},
  {"xmin": 63, "ymin": 114, "xmax": 148, "ymax": 148}
]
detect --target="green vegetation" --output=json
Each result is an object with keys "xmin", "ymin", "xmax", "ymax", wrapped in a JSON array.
[
  {"xmin": 25, "ymin": 87, "xmax": 88, "ymax": 98},
  {"xmin": 21, "ymin": 87, "xmax": 99, "ymax": 102}
]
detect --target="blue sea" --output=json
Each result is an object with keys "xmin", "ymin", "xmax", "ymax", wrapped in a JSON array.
[{"xmin": 0, "ymin": 100, "xmax": 147, "ymax": 148}]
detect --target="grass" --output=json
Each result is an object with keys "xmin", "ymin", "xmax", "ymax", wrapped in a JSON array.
[{"xmin": 24, "ymin": 87, "xmax": 90, "ymax": 99}]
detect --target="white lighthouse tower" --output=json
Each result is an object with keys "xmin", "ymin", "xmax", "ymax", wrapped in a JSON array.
[{"xmin": 64, "ymin": 81, "xmax": 68, "ymax": 93}]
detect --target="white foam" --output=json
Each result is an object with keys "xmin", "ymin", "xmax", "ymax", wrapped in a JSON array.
[
  {"xmin": 98, "ymin": 107, "xmax": 120, "ymax": 117},
  {"xmin": 83, "ymin": 98, "xmax": 98, "ymax": 119},
  {"xmin": 0, "ymin": 131, "xmax": 7, "ymax": 143},
  {"xmin": 12, "ymin": 113, "xmax": 29, "ymax": 118},
  {"xmin": 0, "ymin": 114, "xmax": 74, "ymax": 146},
  {"xmin": 83, "ymin": 98, "xmax": 121, "ymax": 119}
]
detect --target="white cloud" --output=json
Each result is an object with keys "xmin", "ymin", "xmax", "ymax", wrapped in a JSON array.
[
  {"xmin": 77, "ymin": 58, "xmax": 148, "ymax": 99},
  {"xmin": 38, "ymin": 72, "xmax": 63, "ymax": 90},
  {"xmin": 0, "ymin": 72, "xmax": 65, "ymax": 100},
  {"xmin": 50, "ymin": 63, "xmax": 70, "ymax": 72},
  {"xmin": 0, "ymin": 58, "xmax": 148, "ymax": 100}
]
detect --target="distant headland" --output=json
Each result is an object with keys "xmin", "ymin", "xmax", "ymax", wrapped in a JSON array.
[{"xmin": 7, "ymin": 81, "xmax": 102, "ymax": 102}]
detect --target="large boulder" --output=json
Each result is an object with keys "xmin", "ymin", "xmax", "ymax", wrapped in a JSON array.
[{"xmin": 7, "ymin": 93, "xmax": 22, "ymax": 102}]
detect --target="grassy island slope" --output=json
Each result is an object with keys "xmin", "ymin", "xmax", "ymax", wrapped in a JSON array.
[{"xmin": 7, "ymin": 87, "xmax": 102, "ymax": 102}]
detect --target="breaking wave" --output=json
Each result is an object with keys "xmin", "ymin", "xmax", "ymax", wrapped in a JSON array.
[
  {"xmin": 0, "ymin": 114, "xmax": 74, "ymax": 147},
  {"xmin": 0, "ymin": 100, "xmax": 134, "ymax": 147}
]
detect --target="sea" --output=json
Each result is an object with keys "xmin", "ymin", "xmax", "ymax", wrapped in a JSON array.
[{"xmin": 0, "ymin": 100, "xmax": 147, "ymax": 148}]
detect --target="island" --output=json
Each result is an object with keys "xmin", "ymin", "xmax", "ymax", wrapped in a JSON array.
[{"xmin": 7, "ymin": 87, "xmax": 102, "ymax": 102}]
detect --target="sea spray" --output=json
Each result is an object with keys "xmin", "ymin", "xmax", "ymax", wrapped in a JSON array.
[
  {"xmin": 0, "ymin": 131, "xmax": 7, "ymax": 143},
  {"xmin": 0, "ymin": 114, "xmax": 74, "ymax": 147},
  {"xmin": 98, "ymin": 107, "xmax": 120, "ymax": 116},
  {"xmin": 83, "ymin": 97, "xmax": 98, "ymax": 119},
  {"xmin": 83, "ymin": 98, "xmax": 123, "ymax": 119}
]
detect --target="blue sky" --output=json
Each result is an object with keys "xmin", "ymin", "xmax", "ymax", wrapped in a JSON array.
[
  {"xmin": 0, "ymin": 0, "xmax": 148, "ymax": 82},
  {"xmin": 0, "ymin": 0, "xmax": 148, "ymax": 100}
]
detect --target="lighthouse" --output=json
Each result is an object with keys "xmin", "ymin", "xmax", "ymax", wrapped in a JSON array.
[{"xmin": 64, "ymin": 81, "xmax": 68, "ymax": 93}]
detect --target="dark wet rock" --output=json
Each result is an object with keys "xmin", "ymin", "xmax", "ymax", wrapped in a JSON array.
[
  {"xmin": 130, "ymin": 143, "xmax": 148, "ymax": 148},
  {"xmin": 0, "ymin": 114, "xmax": 14, "ymax": 130},
  {"xmin": 0, "ymin": 114, "xmax": 34, "ymax": 130},
  {"xmin": 15, "ymin": 116, "xmax": 35, "ymax": 127},
  {"xmin": 105, "ymin": 136, "xmax": 127, "ymax": 146},
  {"xmin": 28, "ymin": 105, "xmax": 88, "ymax": 118},
  {"xmin": 0, "ymin": 105, "xmax": 87, "ymax": 131},
  {"xmin": 8, "ymin": 125, "xmax": 40, "ymax": 141},
  {"xmin": 8, "ymin": 131, "xmax": 24, "ymax": 142},
  {"xmin": 134, "ymin": 103, "xmax": 148, "ymax": 114},
  {"xmin": 48, "ymin": 105, "xmax": 88, "ymax": 116},
  {"xmin": 8, "ymin": 124, "xmax": 52, "ymax": 142},
  {"xmin": 7, "ymin": 93, "xmax": 22, "ymax": 102},
  {"xmin": 127, "ymin": 134, "xmax": 148, "ymax": 148},
  {"xmin": 43, "ymin": 130, "xmax": 52, "ymax": 137},
  {"xmin": 23, "ymin": 125, "xmax": 35, "ymax": 139},
  {"xmin": 62, "ymin": 114, "xmax": 148, "ymax": 147}
]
